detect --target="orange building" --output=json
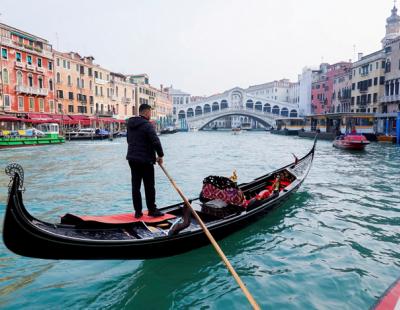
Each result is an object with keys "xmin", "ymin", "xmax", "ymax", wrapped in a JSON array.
[
  {"xmin": 0, "ymin": 23, "xmax": 55, "ymax": 116},
  {"xmin": 54, "ymin": 51, "xmax": 94, "ymax": 116}
]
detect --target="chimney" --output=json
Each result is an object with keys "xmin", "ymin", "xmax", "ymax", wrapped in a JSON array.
[{"xmin": 358, "ymin": 53, "xmax": 363, "ymax": 61}]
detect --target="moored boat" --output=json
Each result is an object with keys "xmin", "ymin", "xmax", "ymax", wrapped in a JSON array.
[
  {"xmin": 373, "ymin": 277, "xmax": 400, "ymax": 310},
  {"xmin": 0, "ymin": 123, "xmax": 65, "ymax": 149},
  {"xmin": 333, "ymin": 134, "xmax": 370, "ymax": 150},
  {"xmin": 2, "ymin": 138, "xmax": 316, "ymax": 260}
]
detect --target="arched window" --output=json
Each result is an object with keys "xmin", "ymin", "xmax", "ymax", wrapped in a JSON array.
[
  {"xmin": 246, "ymin": 99, "xmax": 253, "ymax": 110},
  {"xmin": 49, "ymin": 79, "xmax": 53, "ymax": 91},
  {"xmin": 204, "ymin": 104, "xmax": 211, "ymax": 113},
  {"xmin": 289, "ymin": 109, "xmax": 298, "ymax": 117},
  {"xmin": 212, "ymin": 102, "xmax": 219, "ymax": 111},
  {"xmin": 28, "ymin": 74, "xmax": 33, "ymax": 87},
  {"xmin": 116, "ymin": 86, "xmax": 119, "ymax": 97},
  {"xmin": 178, "ymin": 110, "xmax": 186, "ymax": 119},
  {"xmin": 38, "ymin": 76, "xmax": 43, "ymax": 89},
  {"xmin": 124, "ymin": 88, "xmax": 127, "ymax": 97},
  {"xmin": 187, "ymin": 108, "xmax": 194, "ymax": 118},
  {"xmin": 56, "ymin": 72, "xmax": 61, "ymax": 83},
  {"xmin": 263, "ymin": 103, "xmax": 271, "ymax": 113},
  {"xmin": 255, "ymin": 101, "xmax": 262, "ymax": 111},
  {"xmin": 17, "ymin": 71, "xmax": 23, "ymax": 86},
  {"xmin": 67, "ymin": 75, "xmax": 71, "ymax": 86},
  {"xmin": 2, "ymin": 68, "xmax": 9, "ymax": 84},
  {"xmin": 195, "ymin": 106, "xmax": 202, "ymax": 116},
  {"xmin": 280, "ymin": 107, "xmax": 288, "ymax": 117},
  {"xmin": 272, "ymin": 105, "xmax": 280, "ymax": 115},
  {"xmin": 89, "ymin": 80, "xmax": 92, "ymax": 90},
  {"xmin": 221, "ymin": 100, "xmax": 228, "ymax": 109}
]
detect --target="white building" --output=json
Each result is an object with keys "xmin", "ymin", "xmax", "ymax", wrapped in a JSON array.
[
  {"xmin": 298, "ymin": 67, "xmax": 320, "ymax": 116},
  {"xmin": 246, "ymin": 79, "xmax": 293, "ymax": 102}
]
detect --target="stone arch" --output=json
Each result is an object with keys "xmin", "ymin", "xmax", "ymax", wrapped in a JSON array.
[
  {"xmin": 272, "ymin": 105, "xmax": 280, "ymax": 115},
  {"xmin": 199, "ymin": 112, "xmax": 273, "ymax": 130},
  {"xmin": 212, "ymin": 102, "xmax": 219, "ymax": 111},
  {"xmin": 281, "ymin": 107, "xmax": 289, "ymax": 117},
  {"xmin": 195, "ymin": 106, "xmax": 202, "ymax": 116},
  {"xmin": 221, "ymin": 100, "xmax": 228, "ymax": 109},
  {"xmin": 263, "ymin": 103, "xmax": 271, "ymax": 113},
  {"xmin": 178, "ymin": 110, "xmax": 186, "ymax": 119},
  {"xmin": 255, "ymin": 101, "xmax": 262, "ymax": 111},
  {"xmin": 246, "ymin": 99, "xmax": 253, "ymax": 110},
  {"xmin": 204, "ymin": 104, "xmax": 211, "ymax": 114},
  {"xmin": 187, "ymin": 108, "xmax": 194, "ymax": 118},
  {"xmin": 289, "ymin": 109, "xmax": 298, "ymax": 117}
]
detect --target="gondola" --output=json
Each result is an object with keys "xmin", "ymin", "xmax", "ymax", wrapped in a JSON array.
[{"xmin": 2, "ymin": 138, "xmax": 317, "ymax": 260}]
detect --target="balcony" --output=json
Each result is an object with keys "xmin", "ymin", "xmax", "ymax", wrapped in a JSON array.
[
  {"xmin": 26, "ymin": 64, "xmax": 35, "ymax": 71},
  {"xmin": 1, "ymin": 37, "xmax": 53, "ymax": 59},
  {"xmin": 111, "ymin": 95, "xmax": 117, "ymax": 101},
  {"xmin": 122, "ymin": 97, "xmax": 131, "ymax": 104},
  {"xmin": 15, "ymin": 61, "xmax": 24, "ymax": 69},
  {"xmin": 380, "ymin": 94, "xmax": 400, "ymax": 103},
  {"xmin": 36, "ymin": 66, "xmax": 44, "ymax": 73},
  {"xmin": 95, "ymin": 78, "xmax": 108, "ymax": 85},
  {"xmin": 16, "ymin": 85, "xmax": 49, "ymax": 96}
]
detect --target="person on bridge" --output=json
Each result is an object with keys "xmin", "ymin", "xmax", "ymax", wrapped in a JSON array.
[{"xmin": 126, "ymin": 103, "xmax": 165, "ymax": 218}]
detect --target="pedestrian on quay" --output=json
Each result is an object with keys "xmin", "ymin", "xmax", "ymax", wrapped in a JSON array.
[{"xmin": 126, "ymin": 103, "xmax": 164, "ymax": 218}]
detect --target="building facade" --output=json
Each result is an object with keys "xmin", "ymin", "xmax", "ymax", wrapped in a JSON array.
[
  {"xmin": 246, "ymin": 79, "xmax": 293, "ymax": 102},
  {"xmin": 331, "ymin": 68, "xmax": 352, "ymax": 113},
  {"xmin": 54, "ymin": 51, "xmax": 94, "ymax": 115},
  {"xmin": 93, "ymin": 65, "xmax": 111, "ymax": 116},
  {"xmin": 153, "ymin": 85, "xmax": 173, "ymax": 129},
  {"xmin": 298, "ymin": 67, "xmax": 320, "ymax": 116},
  {"xmin": 0, "ymin": 23, "xmax": 55, "ymax": 115},
  {"xmin": 351, "ymin": 51, "xmax": 385, "ymax": 113},
  {"xmin": 109, "ymin": 72, "xmax": 135, "ymax": 120}
]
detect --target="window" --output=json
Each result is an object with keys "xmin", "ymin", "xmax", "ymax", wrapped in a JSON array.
[
  {"xmin": 1, "ymin": 48, "xmax": 7, "ymax": 59},
  {"xmin": 29, "ymin": 97, "xmax": 34, "ymax": 111},
  {"xmin": 48, "ymin": 61, "xmax": 53, "ymax": 70},
  {"xmin": 68, "ymin": 92, "xmax": 74, "ymax": 100},
  {"xmin": 18, "ymin": 97, "xmax": 24, "ymax": 111},
  {"xmin": 374, "ymin": 77, "xmax": 378, "ymax": 85},
  {"xmin": 63, "ymin": 59, "xmax": 67, "ymax": 68},
  {"xmin": 56, "ymin": 72, "xmax": 61, "ymax": 83},
  {"xmin": 94, "ymin": 71, "xmax": 98, "ymax": 78},
  {"xmin": 376, "ymin": 62, "xmax": 379, "ymax": 69},
  {"xmin": 373, "ymin": 93, "xmax": 377, "ymax": 103},
  {"xmin": 3, "ymin": 94, "xmax": 10, "ymax": 110},
  {"xmin": 68, "ymin": 75, "xmax": 72, "ymax": 86},
  {"xmin": 57, "ymin": 90, "xmax": 64, "ymax": 99},
  {"xmin": 2, "ymin": 68, "xmax": 9, "ymax": 84},
  {"xmin": 80, "ymin": 66, "xmax": 84, "ymax": 75},
  {"xmin": 89, "ymin": 80, "xmax": 92, "ymax": 90},
  {"xmin": 81, "ymin": 79, "xmax": 84, "ymax": 89},
  {"xmin": 67, "ymin": 61, "xmax": 70, "ymax": 70},
  {"xmin": 39, "ymin": 99, "xmax": 44, "ymax": 112},
  {"xmin": 76, "ymin": 77, "xmax": 80, "ymax": 88},
  {"xmin": 95, "ymin": 86, "xmax": 98, "ymax": 96},
  {"xmin": 352, "ymin": 83, "xmax": 355, "ymax": 90},
  {"xmin": 16, "ymin": 52, "xmax": 22, "ymax": 62},
  {"xmin": 38, "ymin": 76, "xmax": 43, "ymax": 88},
  {"xmin": 28, "ymin": 74, "xmax": 33, "ymax": 87},
  {"xmin": 37, "ymin": 58, "xmax": 42, "ymax": 67},
  {"xmin": 57, "ymin": 58, "xmax": 60, "ymax": 66},
  {"xmin": 68, "ymin": 105, "xmax": 74, "ymax": 113},
  {"xmin": 49, "ymin": 100, "xmax": 54, "ymax": 113},
  {"xmin": 17, "ymin": 71, "xmax": 23, "ymax": 86},
  {"xmin": 380, "ymin": 76, "xmax": 385, "ymax": 85},
  {"xmin": 88, "ymin": 68, "xmax": 92, "ymax": 76},
  {"xmin": 100, "ymin": 86, "xmax": 103, "ymax": 96},
  {"xmin": 76, "ymin": 64, "xmax": 79, "ymax": 72},
  {"xmin": 381, "ymin": 61, "xmax": 385, "ymax": 69},
  {"xmin": 49, "ymin": 79, "xmax": 53, "ymax": 91},
  {"xmin": 27, "ymin": 55, "xmax": 32, "ymax": 65}
]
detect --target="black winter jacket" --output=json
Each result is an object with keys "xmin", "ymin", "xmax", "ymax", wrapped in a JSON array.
[{"xmin": 126, "ymin": 116, "xmax": 164, "ymax": 164}]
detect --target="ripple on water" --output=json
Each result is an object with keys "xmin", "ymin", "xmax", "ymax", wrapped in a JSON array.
[{"xmin": 0, "ymin": 133, "xmax": 399, "ymax": 309}]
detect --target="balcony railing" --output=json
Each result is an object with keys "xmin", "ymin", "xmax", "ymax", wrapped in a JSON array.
[
  {"xmin": 122, "ymin": 97, "xmax": 131, "ymax": 103},
  {"xmin": 26, "ymin": 64, "xmax": 35, "ymax": 71},
  {"xmin": 36, "ymin": 66, "xmax": 44, "ymax": 73},
  {"xmin": 16, "ymin": 85, "xmax": 49, "ymax": 96},
  {"xmin": 15, "ymin": 61, "xmax": 24, "ymax": 68},
  {"xmin": 380, "ymin": 94, "xmax": 400, "ymax": 102},
  {"xmin": 111, "ymin": 95, "xmax": 117, "ymax": 101},
  {"xmin": 95, "ymin": 78, "xmax": 108, "ymax": 85},
  {"xmin": 1, "ymin": 37, "xmax": 53, "ymax": 59}
]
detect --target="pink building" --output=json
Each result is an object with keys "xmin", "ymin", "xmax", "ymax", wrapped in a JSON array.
[{"xmin": 311, "ymin": 62, "xmax": 352, "ymax": 114}]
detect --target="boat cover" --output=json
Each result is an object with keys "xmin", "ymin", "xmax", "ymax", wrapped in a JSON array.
[{"xmin": 61, "ymin": 211, "xmax": 176, "ymax": 225}]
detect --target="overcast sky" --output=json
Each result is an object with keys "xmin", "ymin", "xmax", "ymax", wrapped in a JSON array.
[{"xmin": 0, "ymin": 0, "xmax": 394, "ymax": 95}]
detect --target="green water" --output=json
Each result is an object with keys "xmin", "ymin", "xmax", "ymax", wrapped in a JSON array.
[{"xmin": 0, "ymin": 132, "xmax": 399, "ymax": 309}]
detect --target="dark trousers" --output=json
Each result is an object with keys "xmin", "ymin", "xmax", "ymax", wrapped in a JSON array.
[{"xmin": 128, "ymin": 160, "xmax": 156, "ymax": 213}]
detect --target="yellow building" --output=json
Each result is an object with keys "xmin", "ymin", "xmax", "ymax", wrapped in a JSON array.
[
  {"xmin": 93, "ymin": 65, "xmax": 111, "ymax": 116},
  {"xmin": 153, "ymin": 85, "xmax": 173, "ymax": 129},
  {"xmin": 109, "ymin": 72, "xmax": 135, "ymax": 120}
]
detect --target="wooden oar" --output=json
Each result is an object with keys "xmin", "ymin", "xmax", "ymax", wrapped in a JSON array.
[{"xmin": 159, "ymin": 163, "xmax": 260, "ymax": 310}]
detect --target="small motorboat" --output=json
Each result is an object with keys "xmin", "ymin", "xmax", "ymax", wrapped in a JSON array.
[
  {"xmin": 232, "ymin": 127, "xmax": 242, "ymax": 135},
  {"xmin": 372, "ymin": 277, "xmax": 400, "ymax": 310},
  {"xmin": 333, "ymin": 134, "xmax": 370, "ymax": 150}
]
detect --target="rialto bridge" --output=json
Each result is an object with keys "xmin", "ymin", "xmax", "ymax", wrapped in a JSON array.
[{"xmin": 174, "ymin": 87, "xmax": 300, "ymax": 130}]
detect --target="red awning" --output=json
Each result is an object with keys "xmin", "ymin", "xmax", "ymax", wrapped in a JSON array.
[
  {"xmin": 67, "ymin": 115, "xmax": 91, "ymax": 126},
  {"xmin": 26, "ymin": 113, "xmax": 54, "ymax": 123},
  {"xmin": 0, "ymin": 115, "xmax": 25, "ymax": 122}
]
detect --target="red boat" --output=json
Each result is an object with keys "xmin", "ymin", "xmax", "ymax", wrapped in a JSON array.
[
  {"xmin": 333, "ymin": 134, "xmax": 370, "ymax": 150},
  {"xmin": 373, "ymin": 277, "xmax": 400, "ymax": 310}
]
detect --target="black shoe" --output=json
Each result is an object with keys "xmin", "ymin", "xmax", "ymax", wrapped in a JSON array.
[
  {"xmin": 135, "ymin": 211, "xmax": 143, "ymax": 218},
  {"xmin": 148, "ymin": 209, "xmax": 164, "ymax": 217}
]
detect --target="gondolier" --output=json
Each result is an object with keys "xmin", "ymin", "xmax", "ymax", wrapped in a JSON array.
[{"xmin": 127, "ymin": 103, "xmax": 164, "ymax": 218}]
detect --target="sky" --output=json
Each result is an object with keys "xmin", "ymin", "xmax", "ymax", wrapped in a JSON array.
[{"xmin": 0, "ymin": 0, "xmax": 395, "ymax": 96}]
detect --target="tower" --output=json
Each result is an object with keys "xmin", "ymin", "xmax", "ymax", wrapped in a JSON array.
[{"xmin": 382, "ymin": 3, "xmax": 400, "ymax": 47}]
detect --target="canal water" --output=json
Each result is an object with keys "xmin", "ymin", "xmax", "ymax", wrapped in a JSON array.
[{"xmin": 0, "ymin": 132, "xmax": 399, "ymax": 309}]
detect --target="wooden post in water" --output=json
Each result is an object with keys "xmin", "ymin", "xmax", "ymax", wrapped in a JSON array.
[{"xmin": 159, "ymin": 164, "xmax": 260, "ymax": 310}]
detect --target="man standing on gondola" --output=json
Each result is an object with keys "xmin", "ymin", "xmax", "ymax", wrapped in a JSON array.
[{"xmin": 126, "ymin": 103, "xmax": 164, "ymax": 218}]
